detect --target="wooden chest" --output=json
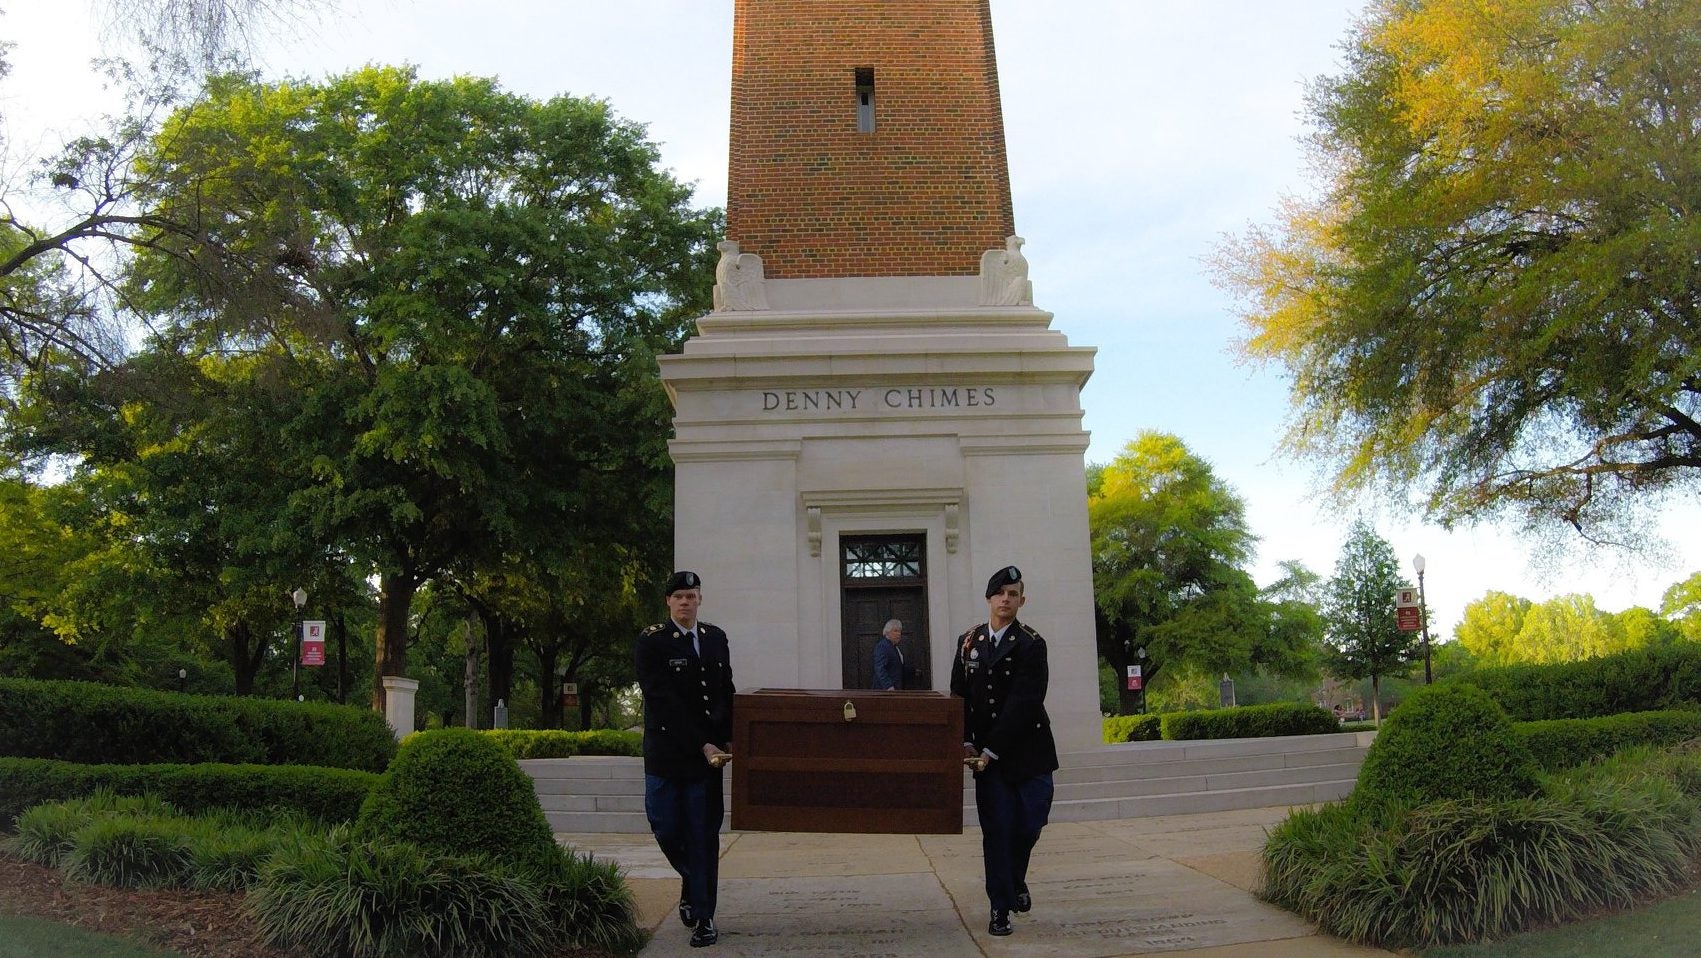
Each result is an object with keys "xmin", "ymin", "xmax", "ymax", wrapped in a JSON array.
[{"xmin": 730, "ymin": 689, "xmax": 965, "ymax": 834}]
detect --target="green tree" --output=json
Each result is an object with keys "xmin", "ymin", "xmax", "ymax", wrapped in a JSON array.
[
  {"xmin": 116, "ymin": 66, "xmax": 716, "ymax": 711},
  {"xmin": 1455, "ymin": 590, "xmax": 1533, "ymax": 667},
  {"xmin": 1615, "ymin": 605, "xmax": 1680, "ymax": 651},
  {"xmin": 1321, "ymin": 519, "xmax": 1415, "ymax": 720},
  {"xmin": 1218, "ymin": 0, "xmax": 1701, "ymax": 542},
  {"xmin": 1662, "ymin": 572, "xmax": 1701, "ymax": 642},
  {"xmin": 1089, "ymin": 431, "xmax": 1318, "ymax": 714},
  {"xmin": 1511, "ymin": 594, "xmax": 1628, "ymax": 663}
]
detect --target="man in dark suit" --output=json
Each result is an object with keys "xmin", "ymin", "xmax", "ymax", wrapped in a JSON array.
[
  {"xmin": 872, "ymin": 618, "xmax": 906, "ymax": 690},
  {"xmin": 635, "ymin": 571, "xmax": 735, "ymax": 948},
  {"xmin": 949, "ymin": 565, "xmax": 1058, "ymax": 937}
]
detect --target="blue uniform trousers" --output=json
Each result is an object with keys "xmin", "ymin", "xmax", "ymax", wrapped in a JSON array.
[
  {"xmin": 974, "ymin": 771, "xmax": 1054, "ymax": 911},
  {"xmin": 644, "ymin": 773, "xmax": 724, "ymax": 920}
]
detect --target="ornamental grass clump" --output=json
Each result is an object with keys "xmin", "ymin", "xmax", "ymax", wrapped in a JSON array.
[
  {"xmin": 1260, "ymin": 741, "xmax": 1701, "ymax": 949},
  {"xmin": 7, "ymin": 790, "xmax": 176, "ymax": 868},
  {"xmin": 248, "ymin": 827, "xmax": 643, "ymax": 958},
  {"xmin": 62, "ymin": 814, "xmax": 195, "ymax": 889},
  {"xmin": 249, "ymin": 828, "xmax": 553, "ymax": 958}
]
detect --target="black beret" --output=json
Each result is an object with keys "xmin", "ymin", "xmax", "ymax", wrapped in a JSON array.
[
  {"xmin": 985, "ymin": 565, "xmax": 1022, "ymax": 598},
  {"xmin": 665, "ymin": 571, "xmax": 701, "ymax": 595}
]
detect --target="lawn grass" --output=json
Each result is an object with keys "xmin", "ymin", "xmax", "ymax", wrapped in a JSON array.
[
  {"xmin": 0, "ymin": 915, "xmax": 184, "ymax": 958},
  {"xmin": 1422, "ymin": 885, "xmax": 1701, "ymax": 958}
]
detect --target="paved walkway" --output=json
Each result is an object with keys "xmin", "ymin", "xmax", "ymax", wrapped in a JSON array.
[{"xmin": 557, "ymin": 805, "xmax": 1396, "ymax": 957}]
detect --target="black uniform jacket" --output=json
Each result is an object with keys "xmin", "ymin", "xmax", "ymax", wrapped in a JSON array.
[
  {"xmin": 635, "ymin": 620, "xmax": 736, "ymax": 779},
  {"xmin": 949, "ymin": 618, "xmax": 1060, "ymax": 782}
]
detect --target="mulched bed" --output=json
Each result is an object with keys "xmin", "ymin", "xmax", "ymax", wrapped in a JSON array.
[{"xmin": 0, "ymin": 853, "xmax": 299, "ymax": 958}]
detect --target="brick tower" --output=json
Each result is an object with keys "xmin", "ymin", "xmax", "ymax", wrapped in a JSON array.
[
  {"xmin": 660, "ymin": 0, "xmax": 1100, "ymax": 749},
  {"xmin": 727, "ymin": 0, "xmax": 1013, "ymax": 278}
]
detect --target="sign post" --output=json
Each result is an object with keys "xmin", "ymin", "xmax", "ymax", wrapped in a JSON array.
[
  {"xmin": 301, "ymin": 620, "xmax": 327, "ymax": 667},
  {"xmin": 1395, "ymin": 587, "xmax": 1421, "ymax": 632}
]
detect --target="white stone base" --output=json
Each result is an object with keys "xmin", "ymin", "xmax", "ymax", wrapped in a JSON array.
[
  {"xmin": 381, "ymin": 675, "xmax": 420, "ymax": 741},
  {"xmin": 660, "ymin": 275, "xmax": 1100, "ymax": 750}
]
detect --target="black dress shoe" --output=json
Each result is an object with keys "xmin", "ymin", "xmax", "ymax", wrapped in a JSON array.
[
  {"xmin": 989, "ymin": 909, "xmax": 1012, "ymax": 936},
  {"xmin": 1015, "ymin": 889, "xmax": 1032, "ymax": 913},
  {"xmin": 690, "ymin": 918, "xmax": 719, "ymax": 947},
  {"xmin": 678, "ymin": 898, "xmax": 697, "ymax": 928}
]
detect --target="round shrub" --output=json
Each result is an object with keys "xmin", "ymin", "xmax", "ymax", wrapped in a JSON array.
[
  {"xmin": 355, "ymin": 728, "xmax": 558, "ymax": 870},
  {"xmin": 1352, "ymin": 684, "xmax": 1541, "ymax": 814}
]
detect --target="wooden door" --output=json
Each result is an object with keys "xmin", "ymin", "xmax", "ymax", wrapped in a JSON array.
[{"xmin": 840, "ymin": 535, "xmax": 930, "ymax": 690}]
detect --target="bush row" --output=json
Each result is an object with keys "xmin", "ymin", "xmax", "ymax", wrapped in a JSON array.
[
  {"xmin": 1515, "ymin": 710, "xmax": 1701, "ymax": 771},
  {"xmin": 0, "ymin": 757, "xmax": 377, "ymax": 829},
  {"xmin": 1102, "ymin": 714, "xmax": 1161, "ymax": 743},
  {"xmin": 0, "ymin": 678, "xmax": 396, "ymax": 771},
  {"xmin": 1448, "ymin": 645, "xmax": 1701, "ymax": 721},
  {"xmin": 1102, "ymin": 703, "xmax": 1344, "ymax": 744},
  {"xmin": 1163, "ymin": 702, "xmax": 1340, "ymax": 740},
  {"xmin": 481, "ymin": 728, "xmax": 642, "ymax": 759}
]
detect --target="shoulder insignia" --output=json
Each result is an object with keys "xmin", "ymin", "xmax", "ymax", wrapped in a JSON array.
[
  {"xmin": 1019, "ymin": 623, "xmax": 1043, "ymax": 641},
  {"xmin": 640, "ymin": 624, "xmax": 664, "ymax": 636},
  {"xmin": 698, "ymin": 621, "xmax": 719, "ymax": 635}
]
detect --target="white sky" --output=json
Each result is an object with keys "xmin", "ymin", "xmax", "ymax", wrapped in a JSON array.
[{"xmin": 5, "ymin": 0, "xmax": 1698, "ymax": 637}]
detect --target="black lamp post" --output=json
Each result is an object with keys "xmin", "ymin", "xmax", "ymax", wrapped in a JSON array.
[
  {"xmin": 291, "ymin": 586, "xmax": 307, "ymax": 702},
  {"xmin": 1412, "ymin": 554, "xmax": 1432, "ymax": 684},
  {"xmin": 1134, "ymin": 645, "xmax": 1148, "ymax": 714},
  {"xmin": 177, "ymin": 667, "xmax": 187, "ymax": 693}
]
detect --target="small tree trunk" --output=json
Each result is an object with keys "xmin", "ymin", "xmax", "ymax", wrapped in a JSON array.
[
  {"xmin": 1370, "ymin": 674, "xmax": 1383, "ymax": 723},
  {"xmin": 334, "ymin": 611, "xmax": 348, "ymax": 704},
  {"xmin": 463, "ymin": 615, "xmax": 480, "ymax": 729},
  {"xmin": 372, "ymin": 571, "xmax": 420, "ymax": 713}
]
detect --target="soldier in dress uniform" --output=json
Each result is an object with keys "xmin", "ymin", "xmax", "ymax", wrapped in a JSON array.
[
  {"xmin": 635, "ymin": 571, "xmax": 735, "ymax": 948},
  {"xmin": 950, "ymin": 565, "xmax": 1059, "ymax": 937}
]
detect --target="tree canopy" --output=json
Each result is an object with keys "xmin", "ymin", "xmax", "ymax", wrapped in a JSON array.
[
  {"xmin": 1088, "ymin": 431, "xmax": 1318, "ymax": 712},
  {"xmin": 1456, "ymin": 581, "xmax": 1688, "ymax": 665},
  {"xmin": 1218, "ymin": 0, "xmax": 1701, "ymax": 543},
  {"xmin": 5, "ymin": 65, "xmax": 717, "ymax": 713}
]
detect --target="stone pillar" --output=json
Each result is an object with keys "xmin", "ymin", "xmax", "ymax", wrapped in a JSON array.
[{"xmin": 381, "ymin": 675, "xmax": 419, "ymax": 740}]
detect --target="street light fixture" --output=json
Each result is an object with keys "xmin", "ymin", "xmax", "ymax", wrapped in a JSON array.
[
  {"xmin": 1412, "ymin": 554, "xmax": 1432, "ymax": 684},
  {"xmin": 291, "ymin": 587, "xmax": 308, "ymax": 702}
]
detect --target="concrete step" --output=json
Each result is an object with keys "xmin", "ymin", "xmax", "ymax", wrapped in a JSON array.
[{"xmin": 524, "ymin": 731, "xmax": 1375, "ymax": 833}]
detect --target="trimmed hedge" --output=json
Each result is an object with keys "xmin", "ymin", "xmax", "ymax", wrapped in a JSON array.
[
  {"xmin": 1162, "ymin": 702, "xmax": 1341, "ymax": 740},
  {"xmin": 357, "ymin": 728, "xmax": 559, "ymax": 871},
  {"xmin": 0, "ymin": 757, "xmax": 378, "ymax": 829},
  {"xmin": 1102, "ymin": 714, "xmax": 1162, "ymax": 743},
  {"xmin": 1448, "ymin": 645, "xmax": 1701, "ymax": 721},
  {"xmin": 1352, "ymin": 684, "xmax": 1540, "ymax": 814},
  {"xmin": 1516, "ymin": 710, "xmax": 1701, "ymax": 771},
  {"xmin": 0, "ymin": 678, "xmax": 396, "ymax": 771},
  {"xmin": 481, "ymin": 728, "xmax": 642, "ymax": 759}
]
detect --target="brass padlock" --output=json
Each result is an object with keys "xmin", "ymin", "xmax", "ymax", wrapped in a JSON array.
[{"xmin": 843, "ymin": 700, "xmax": 857, "ymax": 722}]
